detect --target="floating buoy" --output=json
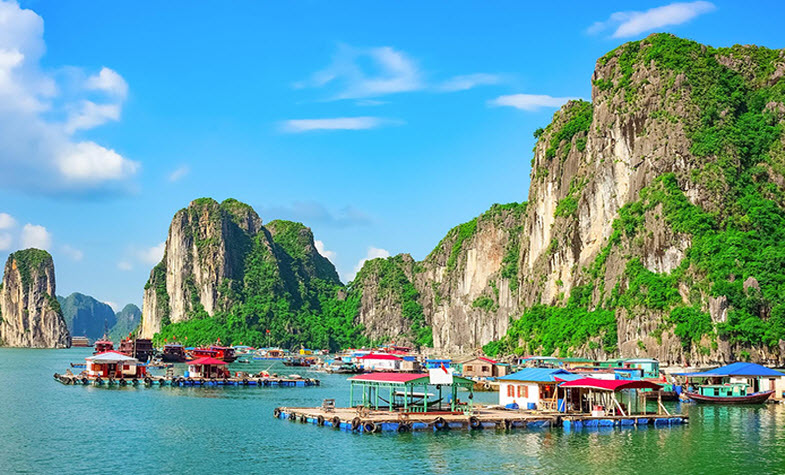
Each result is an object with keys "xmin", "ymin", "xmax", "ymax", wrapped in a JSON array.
[
  {"xmin": 363, "ymin": 421, "xmax": 377, "ymax": 433},
  {"xmin": 331, "ymin": 416, "xmax": 341, "ymax": 429},
  {"xmin": 434, "ymin": 417, "xmax": 447, "ymax": 431},
  {"xmin": 273, "ymin": 408, "xmax": 282, "ymax": 418},
  {"xmin": 469, "ymin": 416, "xmax": 482, "ymax": 430}
]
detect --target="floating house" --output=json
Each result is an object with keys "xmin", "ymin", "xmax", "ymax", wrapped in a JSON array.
[
  {"xmin": 85, "ymin": 351, "xmax": 145, "ymax": 379},
  {"xmin": 558, "ymin": 377, "xmax": 664, "ymax": 416},
  {"xmin": 357, "ymin": 353, "xmax": 402, "ymax": 371},
  {"xmin": 458, "ymin": 357, "xmax": 509, "ymax": 378},
  {"xmin": 187, "ymin": 357, "xmax": 229, "ymax": 379},
  {"xmin": 498, "ymin": 368, "xmax": 582, "ymax": 410},
  {"xmin": 625, "ymin": 358, "xmax": 660, "ymax": 378},
  {"xmin": 348, "ymin": 371, "xmax": 475, "ymax": 413}
]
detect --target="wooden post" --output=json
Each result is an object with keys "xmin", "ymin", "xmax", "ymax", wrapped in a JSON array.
[
  {"xmin": 389, "ymin": 385, "xmax": 393, "ymax": 411},
  {"xmin": 350, "ymin": 382, "xmax": 354, "ymax": 407}
]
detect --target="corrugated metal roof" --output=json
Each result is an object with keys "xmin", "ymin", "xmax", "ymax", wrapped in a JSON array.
[
  {"xmin": 678, "ymin": 362, "xmax": 785, "ymax": 378},
  {"xmin": 499, "ymin": 368, "xmax": 581, "ymax": 383}
]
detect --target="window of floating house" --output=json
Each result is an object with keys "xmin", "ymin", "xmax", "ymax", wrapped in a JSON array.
[
  {"xmin": 517, "ymin": 385, "xmax": 528, "ymax": 398},
  {"xmin": 507, "ymin": 384, "xmax": 515, "ymax": 398},
  {"xmin": 482, "ymin": 366, "xmax": 489, "ymax": 372},
  {"xmin": 466, "ymin": 365, "xmax": 473, "ymax": 372}
]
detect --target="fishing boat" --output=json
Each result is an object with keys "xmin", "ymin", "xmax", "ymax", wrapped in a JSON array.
[
  {"xmin": 326, "ymin": 361, "xmax": 362, "ymax": 374},
  {"xmin": 684, "ymin": 383, "xmax": 775, "ymax": 404},
  {"xmin": 93, "ymin": 338, "xmax": 114, "ymax": 354},
  {"xmin": 160, "ymin": 343, "xmax": 187, "ymax": 363}
]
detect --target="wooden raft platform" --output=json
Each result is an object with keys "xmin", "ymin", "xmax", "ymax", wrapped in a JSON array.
[
  {"xmin": 561, "ymin": 413, "xmax": 688, "ymax": 429},
  {"xmin": 53, "ymin": 373, "xmax": 319, "ymax": 388},
  {"xmin": 274, "ymin": 406, "xmax": 557, "ymax": 433}
]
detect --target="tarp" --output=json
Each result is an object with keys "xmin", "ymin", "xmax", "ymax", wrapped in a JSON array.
[
  {"xmin": 188, "ymin": 357, "xmax": 228, "ymax": 366},
  {"xmin": 675, "ymin": 362, "xmax": 785, "ymax": 378},
  {"xmin": 499, "ymin": 368, "xmax": 582, "ymax": 383},
  {"xmin": 557, "ymin": 378, "xmax": 662, "ymax": 391}
]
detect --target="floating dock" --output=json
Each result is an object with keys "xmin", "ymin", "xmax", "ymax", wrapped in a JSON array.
[
  {"xmin": 53, "ymin": 373, "xmax": 319, "ymax": 388},
  {"xmin": 273, "ymin": 406, "xmax": 687, "ymax": 433}
]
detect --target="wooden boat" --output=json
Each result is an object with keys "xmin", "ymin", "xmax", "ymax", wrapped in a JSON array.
[
  {"xmin": 118, "ymin": 337, "xmax": 155, "ymax": 362},
  {"xmin": 160, "ymin": 344, "xmax": 187, "ymax": 363},
  {"xmin": 326, "ymin": 362, "xmax": 362, "ymax": 374},
  {"xmin": 684, "ymin": 383, "xmax": 774, "ymax": 404},
  {"xmin": 93, "ymin": 338, "xmax": 114, "ymax": 354}
]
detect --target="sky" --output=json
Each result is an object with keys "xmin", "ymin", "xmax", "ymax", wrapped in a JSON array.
[{"xmin": 1, "ymin": 1, "xmax": 784, "ymax": 310}]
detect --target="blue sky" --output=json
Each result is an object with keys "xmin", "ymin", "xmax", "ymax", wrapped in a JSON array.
[{"xmin": 1, "ymin": 1, "xmax": 783, "ymax": 310}]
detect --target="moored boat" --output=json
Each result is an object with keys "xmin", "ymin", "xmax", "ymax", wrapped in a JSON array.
[
  {"xmin": 684, "ymin": 384, "xmax": 774, "ymax": 404},
  {"xmin": 191, "ymin": 345, "xmax": 237, "ymax": 363},
  {"xmin": 160, "ymin": 343, "xmax": 187, "ymax": 363}
]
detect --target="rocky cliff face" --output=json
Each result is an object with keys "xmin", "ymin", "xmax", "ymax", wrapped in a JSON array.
[
  {"xmin": 353, "ymin": 34, "xmax": 785, "ymax": 364},
  {"xmin": 110, "ymin": 304, "xmax": 141, "ymax": 341},
  {"xmin": 139, "ymin": 198, "xmax": 343, "ymax": 345},
  {"xmin": 58, "ymin": 292, "xmax": 116, "ymax": 341},
  {"xmin": 0, "ymin": 249, "xmax": 70, "ymax": 348}
]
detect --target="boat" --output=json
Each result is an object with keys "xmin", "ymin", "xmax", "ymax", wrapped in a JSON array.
[
  {"xmin": 160, "ymin": 343, "xmax": 187, "ymax": 363},
  {"xmin": 326, "ymin": 361, "xmax": 362, "ymax": 374},
  {"xmin": 118, "ymin": 337, "xmax": 155, "ymax": 362},
  {"xmin": 191, "ymin": 345, "xmax": 237, "ymax": 363},
  {"xmin": 283, "ymin": 356, "xmax": 317, "ymax": 367},
  {"xmin": 93, "ymin": 338, "xmax": 114, "ymax": 354},
  {"xmin": 684, "ymin": 383, "xmax": 775, "ymax": 404}
]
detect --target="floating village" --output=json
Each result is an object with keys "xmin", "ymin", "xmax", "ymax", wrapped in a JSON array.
[{"xmin": 55, "ymin": 336, "xmax": 785, "ymax": 434}]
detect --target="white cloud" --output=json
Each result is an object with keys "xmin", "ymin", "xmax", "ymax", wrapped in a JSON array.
[
  {"xmin": 314, "ymin": 240, "xmax": 336, "ymax": 263},
  {"xmin": 0, "ymin": 232, "xmax": 11, "ymax": 250},
  {"xmin": 589, "ymin": 1, "xmax": 715, "ymax": 38},
  {"xmin": 488, "ymin": 94, "xmax": 580, "ymax": 111},
  {"xmin": 85, "ymin": 67, "xmax": 128, "ymax": 99},
  {"xmin": 61, "ymin": 244, "xmax": 83, "ymax": 261},
  {"xmin": 65, "ymin": 101, "xmax": 121, "ymax": 134},
  {"xmin": 260, "ymin": 201, "xmax": 372, "ymax": 228},
  {"xmin": 0, "ymin": 212, "xmax": 16, "ymax": 229},
  {"xmin": 281, "ymin": 116, "xmax": 400, "ymax": 133},
  {"xmin": 20, "ymin": 223, "xmax": 51, "ymax": 250},
  {"xmin": 137, "ymin": 242, "xmax": 165, "ymax": 265},
  {"xmin": 103, "ymin": 300, "xmax": 119, "ymax": 312},
  {"xmin": 117, "ymin": 261, "xmax": 133, "ymax": 271},
  {"xmin": 0, "ymin": 1, "xmax": 138, "ymax": 195},
  {"xmin": 57, "ymin": 141, "xmax": 139, "ymax": 184},
  {"xmin": 168, "ymin": 165, "xmax": 190, "ymax": 182},
  {"xmin": 349, "ymin": 246, "xmax": 390, "ymax": 281},
  {"xmin": 438, "ymin": 73, "xmax": 504, "ymax": 92},
  {"xmin": 297, "ymin": 44, "xmax": 423, "ymax": 100}
]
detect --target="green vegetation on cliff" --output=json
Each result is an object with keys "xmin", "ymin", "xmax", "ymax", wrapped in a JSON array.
[
  {"xmin": 487, "ymin": 34, "xmax": 785, "ymax": 358},
  {"xmin": 9, "ymin": 249, "xmax": 52, "ymax": 287}
]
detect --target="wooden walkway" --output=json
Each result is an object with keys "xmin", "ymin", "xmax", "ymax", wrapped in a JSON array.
[
  {"xmin": 53, "ymin": 373, "xmax": 319, "ymax": 387},
  {"xmin": 274, "ymin": 406, "xmax": 557, "ymax": 433},
  {"xmin": 274, "ymin": 406, "xmax": 688, "ymax": 433}
]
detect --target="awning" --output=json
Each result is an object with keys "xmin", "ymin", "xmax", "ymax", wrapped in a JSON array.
[
  {"xmin": 557, "ymin": 378, "xmax": 662, "ymax": 391},
  {"xmin": 348, "ymin": 372, "xmax": 474, "ymax": 387},
  {"xmin": 189, "ymin": 357, "xmax": 228, "ymax": 366},
  {"xmin": 86, "ymin": 351, "xmax": 139, "ymax": 364},
  {"xmin": 674, "ymin": 362, "xmax": 785, "ymax": 378}
]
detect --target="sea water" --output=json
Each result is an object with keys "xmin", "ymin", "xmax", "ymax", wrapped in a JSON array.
[{"xmin": 1, "ymin": 348, "xmax": 784, "ymax": 474}]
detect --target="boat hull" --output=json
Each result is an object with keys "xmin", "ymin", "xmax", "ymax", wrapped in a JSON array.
[{"xmin": 684, "ymin": 390, "xmax": 774, "ymax": 404}]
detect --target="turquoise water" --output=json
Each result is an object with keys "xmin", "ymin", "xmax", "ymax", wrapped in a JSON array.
[{"xmin": 2, "ymin": 348, "xmax": 784, "ymax": 474}]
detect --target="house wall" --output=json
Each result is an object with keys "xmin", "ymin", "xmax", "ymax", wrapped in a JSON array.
[
  {"xmin": 499, "ymin": 382, "xmax": 540, "ymax": 408},
  {"xmin": 361, "ymin": 359, "xmax": 399, "ymax": 371},
  {"xmin": 463, "ymin": 360, "xmax": 494, "ymax": 378}
]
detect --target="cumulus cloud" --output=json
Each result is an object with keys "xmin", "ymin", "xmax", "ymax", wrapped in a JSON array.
[
  {"xmin": 314, "ymin": 240, "xmax": 336, "ymax": 263},
  {"xmin": 438, "ymin": 73, "xmax": 504, "ymax": 92},
  {"xmin": 137, "ymin": 242, "xmax": 165, "ymax": 265},
  {"xmin": 0, "ymin": 232, "xmax": 11, "ymax": 250},
  {"xmin": 21, "ymin": 223, "xmax": 51, "ymax": 250},
  {"xmin": 588, "ymin": 1, "xmax": 716, "ymax": 38},
  {"xmin": 168, "ymin": 165, "xmax": 190, "ymax": 182},
  {"xmin": 0, "ymin": 212, "xmax": 16, "ymax": 229},
  {"xmin": 103, "ymin": 300, "xmax": 119, "ymax": 312},
  {"xmin": 349, "ymin": 246, "xmax": 390, "ymax": 281},
  {"xmin": 61, "ymin": 244, "xmax": 83, "ymax": 261},
  {"xmin": 281, "ymin": 117, "xmax": 401, "ymax": 133},
  {"xmin": 260, "ymin": 201, "xmax": 372, "ymax": 228},
  {"xmin": 85, "ymin": 67, "xmax": 128, "ymax": 99},
  {"xmin": 117, "ymin": 260, "xmax": 133, "ymax": 271},
  {"xmin": 0, "ymin": 1, "xmax": 138, "ymax": 195},
  {"xmin": 488, "ymin": 94, "xmax": 580, "ymax": 111},
  {"xmin": 297, "ymin": 44, "xmax": 423, "ymax": 100}
]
